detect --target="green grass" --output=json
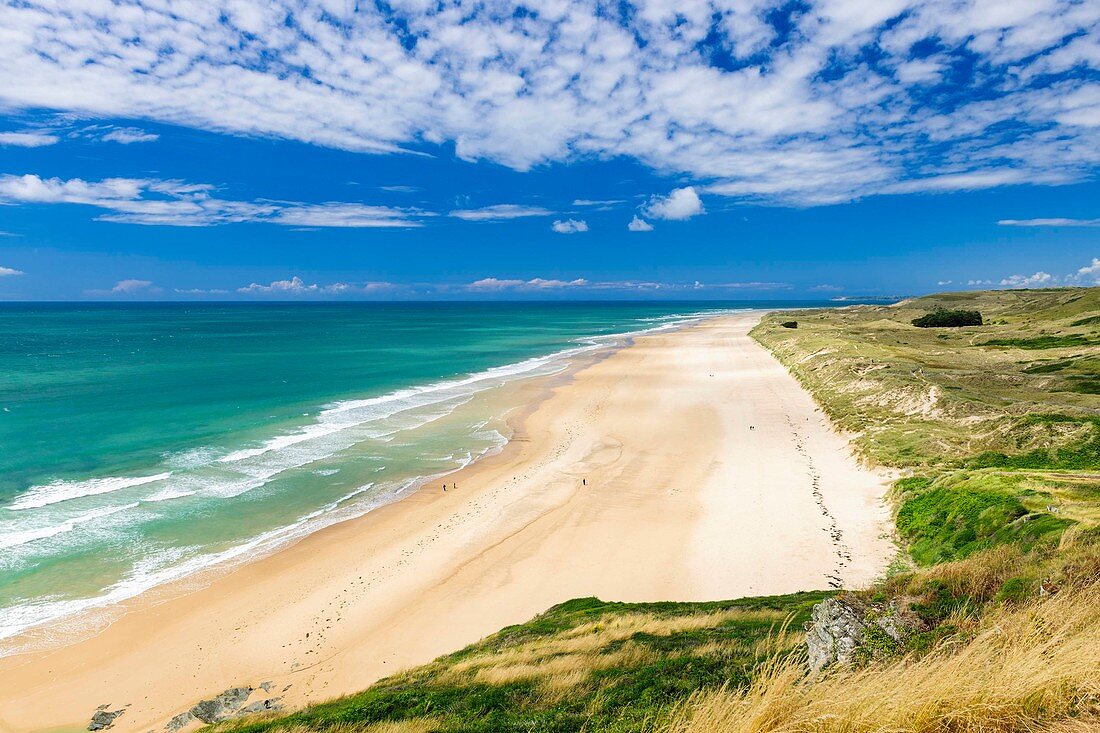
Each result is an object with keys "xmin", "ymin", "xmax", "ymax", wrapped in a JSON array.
[
  {"xmin": 981, "ymin": 335, "xmax": 1098, "ymax": 349},
  {"xmin": 894, "ymin": 471, "xmax": 1074, "ymax": 565}
]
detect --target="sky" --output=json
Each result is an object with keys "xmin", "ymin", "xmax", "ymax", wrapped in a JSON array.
[{"xmin": 0, "ymin": 0, "xmax": 1098, "ymax": 300}]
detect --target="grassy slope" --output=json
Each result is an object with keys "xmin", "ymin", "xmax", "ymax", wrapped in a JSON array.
[
  {"xmin": 214, "ymin": 289, "xmax": 1100, "ymax": 733},
  {"xmin": 212, "ymin": 594, "xmax": 826, "ymax": 733},
  {"xmin": 752, "ymin": 287, "xmax": 1100, "ymax": 566}
]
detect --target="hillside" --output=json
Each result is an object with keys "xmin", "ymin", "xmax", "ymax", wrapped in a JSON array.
[{"xmin": 207, "ymin": 289, "xmax": 1100, "ymax": 733}]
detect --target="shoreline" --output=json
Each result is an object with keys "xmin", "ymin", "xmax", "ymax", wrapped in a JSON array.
[
  {"xmin": 0, "ymin": 313, "xmax": 895, "ymax": 732},
  {"xmin": 0, "ymin": 312, "xmax": 665, "ymax": 656}
]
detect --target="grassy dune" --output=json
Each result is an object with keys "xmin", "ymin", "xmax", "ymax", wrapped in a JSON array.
[
  {"xmin": 212, "ymin": 594, "xmax": 826, "ymax": 733},
  {"xmin": 213, "ymin": 289, "xmax": 1100, "ymax": 733}
]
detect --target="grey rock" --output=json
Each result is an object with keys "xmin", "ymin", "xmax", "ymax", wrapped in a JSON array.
[
  {"xmin": 806, "ymin": 597, "xmax": 868, "ymax": 674},
  {"xmin": 189, "ymin": 686, "xmax": 254, "ymax": 724},
  {"xmin": 165, "ymin": 712, "xmax": 194, "ymax": 733},
  {"xmin": 88, "ymin": 707, "xmax": 125, "ymax": 731},
  {"xmin": 806, "ymin": 596, "xmax": 912, "ymax": 674},
  {"xmin": 236, "ymin": 697, "xmax": 284, "ymax": 716}
]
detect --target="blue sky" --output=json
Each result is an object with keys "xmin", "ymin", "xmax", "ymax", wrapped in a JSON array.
[{"xmin": 0, "ymin": 0, "xmax": 1097, "ymax": 300}]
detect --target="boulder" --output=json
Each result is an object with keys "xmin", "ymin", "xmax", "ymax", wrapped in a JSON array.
[
  {"xmin": 806, "ymin": 596, "xmax": 911, "ymax": 674},
  {"xmin": 188, "ymin": 686, "xmax": 253, "ymax": 724},
  {"xmin": 88, "ymin": 707, "xmax": 125, "ymax": 731}
]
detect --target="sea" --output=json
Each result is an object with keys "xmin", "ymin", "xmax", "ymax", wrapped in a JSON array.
[{"xmin": 0, "ymin": 301, "xmax": 830, "ymax": 651}]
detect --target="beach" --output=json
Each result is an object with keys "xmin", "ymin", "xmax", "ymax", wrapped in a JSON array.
[{"xmin": 0, "ymin": 313, "xmax": 894, "ymax": 732}]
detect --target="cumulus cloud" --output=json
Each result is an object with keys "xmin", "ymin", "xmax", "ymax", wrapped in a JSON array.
[
  {"xmin": 643, "ymin": 187, "xmax": 705, "ymax": 221},
  {"xmin": 1071, "ymin": 257, "xmax": 1100, "ymax": 285},
  {"xmin": 551, "ymin": 219, "xmax": 588, "ymax": 234},
  {"xmin": 1, "ymin": 0, "xmax": 1097, "ymax": 203},
  {"xmin": 627, "ymin": 216, "xmax": 654, "ymax": 232},
  {"xmin": 0, "ymin": 174, "xmax": 422, "ymax": 227},
  {"xmin": 0, "ymin": 266, "xmax": 24, "ymax": 276},
  {"xmin": 999, "ymin": 272, "xmax": 1054, "ymax": 288},
  {"xmin": 999, "ymin": 218, "xmax": 1100, "ymax": 227},
  {"xmin": 467, "ymin": 277, "xmax": 589, "ymax": 291},
  {"xmin": 0, "ymin": 131, "xmax": 58, "ymax": 147},
  {"xmin": 967, "ymin": 256, "xmax": 1100, "ymax": 289},
  {"xmin": 237, "ymin": 277, "xmax": 398, "ymax": 296},
  {"xmin": 448, "ymin": 204, "xmax": 554, "ymax": 221}
]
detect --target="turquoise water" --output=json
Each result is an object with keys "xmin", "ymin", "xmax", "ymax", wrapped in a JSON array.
[{"xmin": 0, "ymin": 301, "xmax": 814, "ymax": 646}]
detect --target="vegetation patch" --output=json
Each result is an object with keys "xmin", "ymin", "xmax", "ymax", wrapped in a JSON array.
[
  {"xmin": 911, "ymin": 309, "xmax": 983, "ymax": 328},
  {"xmin": 981, "ymin": 334, "xmax": 1097, "ymax": 349},
  {"xmin": 895, "ymin": 479, "xmax": 1071, "ymax": 565}
]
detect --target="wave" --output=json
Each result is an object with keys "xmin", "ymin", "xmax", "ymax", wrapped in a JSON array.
[
  {"xmin": 9, "ymin": 473, "xmax": 171, "ymax": 511},
  {"xmin": 0, "ymin": 482, "xmax": 382, "ymax": 644},
  {"xmin": 0, "ymin": 503, "xmax": 139, "ymax": 550}
]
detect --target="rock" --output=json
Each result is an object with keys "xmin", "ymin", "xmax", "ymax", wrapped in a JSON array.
[
  {"xmin": 164, "ymin": 712, "xmax": 194, "ymax": 732},
  {"xmin": 806, "ymin": 597, "xmax": 867, "ymax": 673},
  {"xmin": 236, "ymin": 697, "xmax": 284, "ymax": 716},
  {"xmin": 259, "ymin": 680, "xmax": 274, "ymax": 693},
  {"xmin": 188, "ymin": 686, "xmax": 253, "ymax": 724},
  {"xmin": 88, "ymin": 707, "xmax": 125, "ymax": 731},
  {"xmin": 805, "ymin": 596, "xmax": 913, "ymax": 674}
]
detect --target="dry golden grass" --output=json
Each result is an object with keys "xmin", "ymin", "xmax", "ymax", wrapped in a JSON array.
[
  {"xmin": 662, "ymin": 582, "xmax": 1100, "ymax": 733},
  {"xmin": 435, "ymin": 609, "xmax": 787, "ymax": 697}
]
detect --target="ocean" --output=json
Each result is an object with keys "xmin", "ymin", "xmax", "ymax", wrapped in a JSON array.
[{"xmin": 0, "ymin": 301, "xmax": 822, "ymax": 649}]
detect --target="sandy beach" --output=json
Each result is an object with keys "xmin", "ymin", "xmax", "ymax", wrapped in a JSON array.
[{"xmin": 0, "ymin": 313, "xmax": 894, "ymax": 733}]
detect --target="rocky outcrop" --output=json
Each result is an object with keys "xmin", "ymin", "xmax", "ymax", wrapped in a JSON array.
[
  {"xmin": 87, "ymin": 705, "xmax": 126, "ymax": 731},
  {"xmin": 164, "ymin": 685, "xmax": 285, "ymax": 731},
  {"xmin": 806, "ymin": 595, "xmax": 914, "ymax": 674}
]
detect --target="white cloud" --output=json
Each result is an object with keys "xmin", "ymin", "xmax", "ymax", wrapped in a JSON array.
[
  {"xmin": 998, "ymin": 218, "xmax": 1100, "ymax": 227},
  {"xmin": 86, "ymin": 278, "xmax": 161, "ymax": 296},
  {"xmin": 1, "ymin": 0, "xmax": 1096, "ymax": 204},
  {"xmin": 643, "ymin": 187, "xmax": 705, "ymax": 221},
  {"xmin": 175, "ymin": 288, "xmax": 230, "ymax": 295},
  {"xmin": 551, "ymin": 219, "xmax": 588, "ymax": 234},
  {"xmin": 573, "ymin": 199, "xmax": 625, "ymax": 207},
  {"xmin": 0, "ymin": 266, "xmax": 24, "ymax": 276},
  {"xmin": 467, "ymin": 277, "xmax": 589, "ymax": 291},
  {"xmin": 273, "ymin": 203, "xmax": 424, "ymax": 228},
  {"xmin": 448, "ymin": 204, "xmax": 553, "ymax": 221},
  {"xmin": 627, "ymin": 216, "xmax": 654, "ymax": 232},
  {"xmin": 236, "ymin": 277, "xmax": 398, "ymax": 296},
  {"xmin": 1070, "ymin": 257, "xmax": 1100, "ymax": 285},
  {"xmin": 0, "ymin": 174, "xmax": 422, "ymax": 228},
  {"xmin": 0, "ymin": 132, "xmax": 58, "ymax": 147},
  {"xmin": 100, "ymin": 127, "xmax": 159, "ymax": 144},
  {"xmin": 999, "ymin": 271, "xmax": 1054, "ymax": 288},
  {"xmin": 112, "ymin": 279, "xmax": 156, "ymax": 293},
  {"xmin": 238, "ymin": 276, "xmax": 319, "ymax": 295}
]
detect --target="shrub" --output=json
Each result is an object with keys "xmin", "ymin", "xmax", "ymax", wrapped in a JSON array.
[
  {"xmin": 781, "ymin": 321, "xmax": 798, "ymax": 329},
  {"xmin": 911, "ymin": 309, "xmax": 983, "ymax": 328}
]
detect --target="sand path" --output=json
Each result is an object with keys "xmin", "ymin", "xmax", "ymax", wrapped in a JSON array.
[{"xmin": 0, "ymin": 313, "xmax": 893, "ymax": 733}]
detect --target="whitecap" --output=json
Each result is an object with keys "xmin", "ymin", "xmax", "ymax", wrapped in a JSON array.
[{"xmin": 9, "ymin": 473, "xmax": 172, "ymax": 511}]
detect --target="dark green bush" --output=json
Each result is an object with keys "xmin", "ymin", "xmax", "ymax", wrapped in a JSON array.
[
  {"xmin": 911, "ymin": 309, "xmax": 983, "ymax": 328},
  {"xmin": 781, "ymin": 321, "xmax": 798, "ymax": 329}
]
